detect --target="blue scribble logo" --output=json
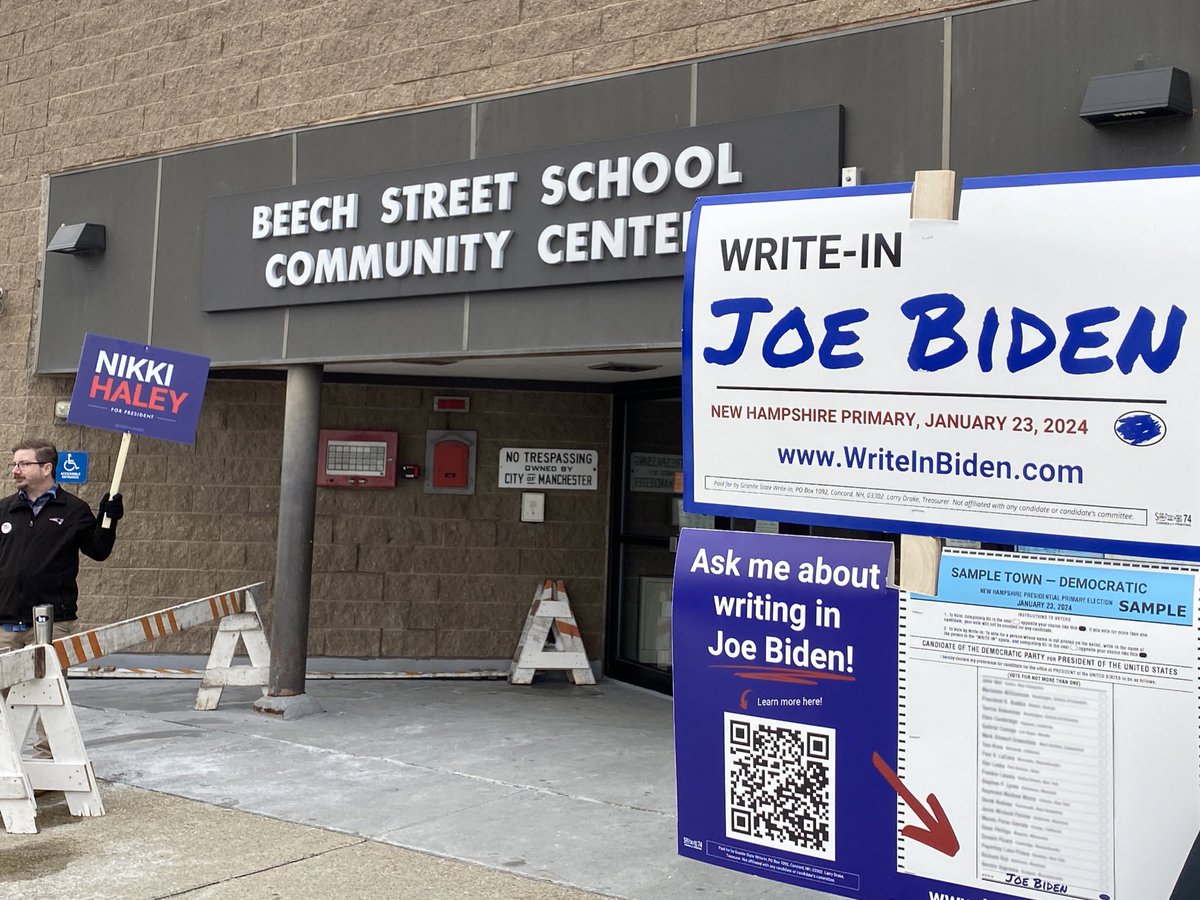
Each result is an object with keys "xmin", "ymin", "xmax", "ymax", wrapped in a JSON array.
[{"xmin": 1114, "ymin": 411, "xmax": 1165, "ymax": 447}]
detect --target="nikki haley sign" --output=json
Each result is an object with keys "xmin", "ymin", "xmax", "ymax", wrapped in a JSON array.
[{"xmin": 68, "ymin": 334, "xmax": 211, "ymax": 444}]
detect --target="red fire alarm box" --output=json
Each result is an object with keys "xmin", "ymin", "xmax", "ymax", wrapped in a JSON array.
[
  {"xmin": 425, "ymin": 430, "xmax": 477, "ymax": 494},
  {"xmin": 316, "ymin": 430, "xmax": 398, "ymax": 488},
  {"xmin": 432, "ymin": 438, "xmax": 470, "ymax": 488}
]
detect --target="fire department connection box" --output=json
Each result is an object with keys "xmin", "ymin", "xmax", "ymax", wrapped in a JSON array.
[
  {"xmin": 425, "ymin": 430, "xmax": 477, "ymax": 494},
  {"xmin": 317, "ymin": 430, "xmax": 398, "ymax": 487}
]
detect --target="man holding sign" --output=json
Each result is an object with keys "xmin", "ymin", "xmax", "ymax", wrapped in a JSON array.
[{"xmin": 0, "ymin": 438, "xmax": 124, "ymax": 757}]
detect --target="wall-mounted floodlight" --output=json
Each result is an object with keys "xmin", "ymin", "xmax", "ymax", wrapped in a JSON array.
[
  {"xmin": 1080, "ymin": 67, "xmax": 1192, "ymax": 126},
  {"xmin": 46, "ymin": 223, "xmax": 106, "ymax": 254}
]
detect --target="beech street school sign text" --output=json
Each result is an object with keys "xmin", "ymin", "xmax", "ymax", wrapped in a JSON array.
[{"xmin": 201, "ymin": 108, "xmax": 841, "ymax": 310}]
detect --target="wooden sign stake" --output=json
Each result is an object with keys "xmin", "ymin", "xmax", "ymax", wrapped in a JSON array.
[
  {"xmin": 898, "ymin": 170, "xmax": 958, "ymax": 596},
  {"xmin": 100, "ymin": 431, "xmax": 131, "ymax": 529}
]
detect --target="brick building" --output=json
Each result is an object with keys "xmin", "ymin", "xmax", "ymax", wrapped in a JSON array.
[{"xmin": 1, "ymin": 0, "xmax": 1197, "ymax": 692}]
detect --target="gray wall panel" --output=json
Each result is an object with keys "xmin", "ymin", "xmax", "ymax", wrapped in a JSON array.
[
  {"xmin": 38, "ymin": 160, "xmax": 159, "ymax": 372},
  {"xmin": 695, "ymin": 22, "xmax": 945, "ymax": 185},
  {"xmin": 289, "ymin": 277, "xmax": 682, "ymax": 361},
  {"xmin": 152, "ymin": 137, "xmax": 292, "ymax": 363},
  {"xmin": 284, "ymin": 295, "xmax": 467, "ymax": 360},
  {"xmin": 475, "ymin": 67, "xmax": 693, "ymax": 156},
  {"xmin": 951, "ymin": 0, "xmax": 1200, "ymax": 177},
  {"xmin": 42, "ymin": 1, "xmax": 1200, "ymax": 375},
  {"xmin": 467, "ymin": 280, "xmax": 681, "ymax": 352},
  {"xmin": 296, "ymin": 106, "xmax": 473, "ymax": 181}
]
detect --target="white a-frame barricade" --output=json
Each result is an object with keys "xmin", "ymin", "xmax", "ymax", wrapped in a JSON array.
[
  {"xmin": 0, "ymin": 644, "xmax": 102, "ymax": 834},
  {"xmin": 0, "ymin": 583, "xmax": 269, "ymax": 834},
  {"xmin": 509, "ymin": 579, "xmax": 595, "ymax": 685},
  {"xmin": 194, "ymin": 588, "xmax": 271, "ymax": 711},
  {"xmin": 53, "ymin": 583, "xmax": 269, "ymax": 711}
]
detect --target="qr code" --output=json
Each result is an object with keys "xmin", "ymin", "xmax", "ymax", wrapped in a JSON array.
[{"xmin": 724, "ymin": 712, "xmax": 835, "ymax": 860}]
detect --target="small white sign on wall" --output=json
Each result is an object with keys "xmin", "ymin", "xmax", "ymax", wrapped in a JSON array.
[{"xmin": 499, "ymin": 448, "xmax": 598, "ymax": 490}]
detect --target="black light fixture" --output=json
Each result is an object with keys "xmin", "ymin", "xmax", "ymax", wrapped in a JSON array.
[
  {"xmin": 46, "ymin": 222, "xmax": 106, "ymax": 254},
  {"xmin": 1080, "ymin": 67, "xmax": 1192, "ymax": 126}
]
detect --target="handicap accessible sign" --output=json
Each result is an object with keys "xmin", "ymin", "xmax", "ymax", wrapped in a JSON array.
[
  {"xmin": 672, "ymin": 528, "xmax": 901, "ymax": 896},
  {"xmin": 68, "ymin": 334, "xmax": 211, "ymax": 444},
  {"xmin": 55, "ymin": 451, "xmax": 88, "ymax": 484}
]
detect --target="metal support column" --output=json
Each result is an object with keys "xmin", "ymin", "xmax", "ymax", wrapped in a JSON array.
[{"xmin": 255, "ymin": 363, "xmax": 324, "ymax": 720}]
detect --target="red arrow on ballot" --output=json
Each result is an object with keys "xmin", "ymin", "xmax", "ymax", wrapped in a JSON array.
[{"xmin": 872, "ymin": 752, "xmax": 960, "ymax": 857}]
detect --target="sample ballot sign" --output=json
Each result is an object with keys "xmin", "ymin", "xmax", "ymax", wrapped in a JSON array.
[
  {"xmin": 674, "ymin": 535, "xmax": 1200, "ymax": 899},
  {"xmin": 898, "ymin": 549, "xmax": 1200, "ymax": 900},
  {"xmin": 683, "ymin": 166, "xmax": 1200, "ymax": 561},
  {"xmin": 672, "ymin": 528, "xmax": 901, "ymax": 896}
]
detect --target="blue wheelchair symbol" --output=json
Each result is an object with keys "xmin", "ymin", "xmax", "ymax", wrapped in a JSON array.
[{"xmin": 56, "ymin": 452, "xmax": 89, "ymax": 484}]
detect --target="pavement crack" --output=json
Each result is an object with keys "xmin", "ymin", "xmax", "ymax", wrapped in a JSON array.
[{"xmin": 151, "ymin": 838, "xmax": 371, "ymax": 898}]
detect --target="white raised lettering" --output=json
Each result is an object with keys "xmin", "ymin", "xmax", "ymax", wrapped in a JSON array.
[
  {"xmin": 541, "ymin": 166, "xmax": 566, "ymax": 206},
  {"xmin": 252, "ymin": 205, "xmax": 272, "ymax": 240},
  {"xmin": 632, "ymin": 152, "xmax": 671, "ymax": 194},
  {"xmin": 266, "ymin": 253, "xmax": 287, "ymax": 288},
  {"xmin": 674, "ymin": 145, "xmax": 714, "ymax": 189},
  {"xmin": 380, "ymin": 187, "xmax": 403, "ymax": 224},
  {"xmin": 539, "ymin": 225, "xmax": 564, "ymax": 264}
]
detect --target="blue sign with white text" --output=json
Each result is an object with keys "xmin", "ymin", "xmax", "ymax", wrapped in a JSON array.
[
  {"xmin": 672, "ymin": 528, "xmax": 899, "ymax": 896},
  {"xmin": 68, "ymin": 334, "xmax": 211, "ymax": 444},
  {"xmin": 55, "ymin": 451, "xmax": 88, "ymax": 484}
]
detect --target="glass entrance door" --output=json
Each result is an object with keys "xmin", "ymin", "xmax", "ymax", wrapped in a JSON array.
[
  {"xmin": 606, "ymin": 389, "xmax": 686, "ymax": 693},
  {"xmin": 604, "ymin": 388, "xmax": 902, "ymax": 693}
]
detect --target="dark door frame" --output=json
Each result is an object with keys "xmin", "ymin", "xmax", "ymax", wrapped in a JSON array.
[{"xmin": 604, "ymin": 380, "xmax": 680, "ymax": 694}]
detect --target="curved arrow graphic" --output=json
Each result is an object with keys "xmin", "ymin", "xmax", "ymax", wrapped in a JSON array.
[{"xmin": 872, "ymin": 751, "xmax": 960, "ymax": 857}]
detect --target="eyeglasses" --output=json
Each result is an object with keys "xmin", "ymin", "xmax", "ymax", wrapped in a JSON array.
[{"xmin": 10, "ymin": 461, "xmax": 47, "ymax": 469}]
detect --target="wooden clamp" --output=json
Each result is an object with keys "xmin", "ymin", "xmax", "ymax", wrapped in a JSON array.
[
  {"xmin": 898, "ymin": 170, "xmax": 958, "ymax": 597},
  {"xmin": 509, "ymin": 580, "xmax": 596, "ymax": 686},
  {"xmin": 0, "ymin": 645, "xmax": 104, "ymax": 834}
]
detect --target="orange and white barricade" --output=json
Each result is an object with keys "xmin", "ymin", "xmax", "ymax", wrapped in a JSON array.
[
  {"xmin": 509, "ymin": 580, "xmax": 595, "ymax": 686},
  {"xmin": 0, "ymin": 643, "xmax": 103, "ymax": 834},
  {"xmin": 193, "ymin": 587, "xmax": 270, "ymax": 711},
  {"xmin": 0, "ymin": 583, "xmax": 269, "ymax": 833},
  {"xmin": 54, "ymin": 583, "xmax": 269, "ymax": 711}
]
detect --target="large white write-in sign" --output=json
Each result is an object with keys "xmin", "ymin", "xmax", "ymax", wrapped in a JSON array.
[{"xmin": 684, "ymin": 168, "xmax": 1200, "ymax": 560}]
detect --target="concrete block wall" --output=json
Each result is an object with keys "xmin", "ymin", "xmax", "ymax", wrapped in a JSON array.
[
  {"xmin": 1, "ymin": 0, "xmax": 999, "ymax": 278},
  {"xmin": 40, "ymin": 377, "xmax": 609, "ymax": 659},
  {"xmin": 1, "ymin": 0, "xmax": 1000, "ymax": 656}
]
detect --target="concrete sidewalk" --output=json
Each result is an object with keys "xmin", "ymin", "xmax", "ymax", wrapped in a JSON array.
[
  {"xmin": 2, "ymin": 784, "xmax": 607, "ymax": 899},
  {"xmin": 29, "ymin": 666, "xmax": 822, "ymax": 900}
]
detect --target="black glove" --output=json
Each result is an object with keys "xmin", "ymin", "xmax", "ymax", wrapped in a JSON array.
[{"xmin": 98, "ymin": 492, "xmax": 124, "ymax": 523}]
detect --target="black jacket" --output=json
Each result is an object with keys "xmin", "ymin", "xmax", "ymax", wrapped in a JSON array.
[{"xmin": 0, "ymin": 488, "xmax": 116, "ymax": 625}]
